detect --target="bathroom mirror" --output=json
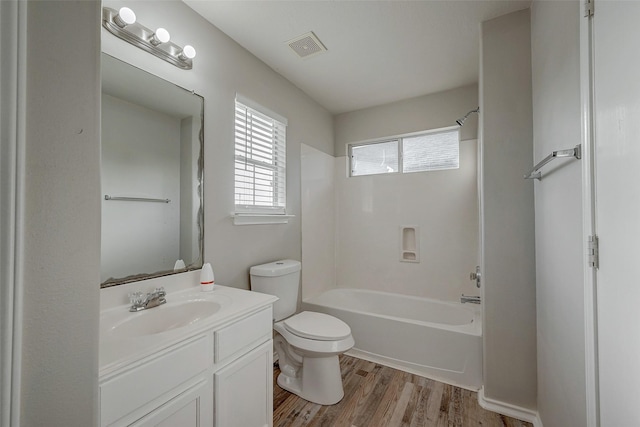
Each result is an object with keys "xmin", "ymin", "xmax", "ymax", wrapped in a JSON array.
[{"xmin": 100, "ymin": 53, "xmax": 204, "ymax": 287}]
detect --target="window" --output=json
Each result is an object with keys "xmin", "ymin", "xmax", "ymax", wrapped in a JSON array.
[
  {"xmin": 349, "ymin": 127, "xmax": 459, "ymax": 177},
  {"xmin": 402, "ymin": 130, "xmax": 459, "ymax": 172},
  {"xmin": 234, "ymin": 96, "xmax": 287, "ymax": 215},
  {"xmin": 350, "ymin": 140, "xmax": 399, "ymax": 176}
]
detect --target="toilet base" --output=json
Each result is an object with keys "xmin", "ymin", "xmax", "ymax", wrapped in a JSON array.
[{"xmin": 277, "ymin": 355, "xmax": 345, "ymax": 405}]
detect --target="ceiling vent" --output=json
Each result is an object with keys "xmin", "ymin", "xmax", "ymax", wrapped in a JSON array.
[{"xmin": 286, "ymin": 31, "xmax": 327, "ymax": 59}]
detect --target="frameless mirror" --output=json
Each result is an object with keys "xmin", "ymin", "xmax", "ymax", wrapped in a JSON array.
[{"xmin": 100, "ymin": 53, "xmax": 204, "ymax": 287}]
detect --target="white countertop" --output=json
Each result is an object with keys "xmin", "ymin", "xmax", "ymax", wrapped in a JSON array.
[{"xmin": 99, "ymin": 285, "xmax": 277, "ymax": 378}]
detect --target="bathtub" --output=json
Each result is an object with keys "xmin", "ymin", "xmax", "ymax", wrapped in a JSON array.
[{"xmin": 302, "ymin": 288, "xmax": 482, "ymax": 390}]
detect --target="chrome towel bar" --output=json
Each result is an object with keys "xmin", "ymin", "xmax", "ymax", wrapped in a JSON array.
[
  {"xmin": 104, "ymin": 195, "xmax": 170, "ymax": 203},
  {"xmin": 524, "ymin": 144, "xmax": 581, "ymax": 180}
]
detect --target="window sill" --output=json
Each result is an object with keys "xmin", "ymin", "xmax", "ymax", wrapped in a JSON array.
[{"xmin": 231, "ymin": 213, "xmax": 294, "ymax": 226}]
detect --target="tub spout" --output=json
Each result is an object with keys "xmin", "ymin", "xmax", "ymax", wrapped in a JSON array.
[{"xmin": 461, "ymin": 294, "xmax": 481, "ymax": 304}]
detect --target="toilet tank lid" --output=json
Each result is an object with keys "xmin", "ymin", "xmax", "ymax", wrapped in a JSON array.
[{"xmin": 250, "ymin": 259, "xmax": 301, "ymax": 277}]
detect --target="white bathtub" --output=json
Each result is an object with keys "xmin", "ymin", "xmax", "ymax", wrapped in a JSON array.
[{"xmin": 302, "ymin": 288, "xmax": 482, "ymax": 390}]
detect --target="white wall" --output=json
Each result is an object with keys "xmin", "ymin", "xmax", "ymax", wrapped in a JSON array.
[
  {"xmin": 101, "ymin": 94, "xmax": 181, "ymax": 281},
  {"xmin": 480, "ymin": 9, "xmax": 537, "ymax": 411},
  {"xmin": 334, "ymin": 84, "xmax": 479, "ymax": 156},
  {"xmin": 531, "ymin": 2, "xmax": 586, "ymax": 425},
  {"xmin": 102, "ymin": 0, "xmax": 334, "ymax": 289},
  {"xmin": 334, "ymin": 140, "xmax": 479, "ymax": 301},
  {"xmin": 20, "ymin": 1, "xmax": 101, "ymax": 425},
  {"xmin": 300, "ymin": 144, "xmax": 336, "ymax": 300}
]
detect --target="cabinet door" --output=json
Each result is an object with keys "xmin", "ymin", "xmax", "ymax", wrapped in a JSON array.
[
  {"xmin": 214, "ymin": 340, "xmax": 273, "ymax": 427},
  {"xmin": 129, "ymin": 378, "xmax": 213, "ymax": 427}
]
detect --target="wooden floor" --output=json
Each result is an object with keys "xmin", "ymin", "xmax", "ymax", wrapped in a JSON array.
[{"xmin": 273, "ymin": 355, "xmax": 532, "ymax": 427}]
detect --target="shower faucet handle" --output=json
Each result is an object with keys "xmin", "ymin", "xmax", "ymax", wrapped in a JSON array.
[{"xmin": 470, "ymin": 266, "xmax": 481, "ymax": 288}]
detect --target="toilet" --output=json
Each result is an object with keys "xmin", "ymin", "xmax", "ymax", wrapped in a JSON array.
[{"xmin": 250, "ymin": 260, "xmax": 354, "ymax": 405}]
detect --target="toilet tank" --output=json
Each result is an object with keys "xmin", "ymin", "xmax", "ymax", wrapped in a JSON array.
[{"xmin": 250, "ymin": 260, "xmax": 301, "ymax": 321}]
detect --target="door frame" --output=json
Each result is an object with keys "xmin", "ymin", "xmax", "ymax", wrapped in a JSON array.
[
  {"xmin": 579, "ymin": 3, "xmax": 599, "ymax": 426},
  {"xmin": 0, "ymin": 1, "xmax": 26, "ymax": 426}
]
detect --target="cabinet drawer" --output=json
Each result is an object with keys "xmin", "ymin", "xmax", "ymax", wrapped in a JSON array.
[
  {"xmin": 215, "ymin": 308, "xmax": 271, "ymax": 363},
  {"xmin": 100, "ymin": 335, "xmax": 209, "ymax": 427}
]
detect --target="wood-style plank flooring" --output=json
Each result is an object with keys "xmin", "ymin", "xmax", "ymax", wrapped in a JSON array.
[{"xmin": 273, "ymin": 355, "xmax": 532, "ymax": 427}]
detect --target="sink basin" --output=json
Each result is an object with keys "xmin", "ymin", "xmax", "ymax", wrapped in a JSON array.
[{"xmin": 109, "ymin": 300, "xmax": 222, "ymax": 338}]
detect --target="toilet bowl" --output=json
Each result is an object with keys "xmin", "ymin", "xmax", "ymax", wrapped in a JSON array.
[
  {"xmin": 274, "ymin": 311, "xmax": 354, "ymax": 405},
  {"xmin": 249, "ymin": 260, "xmax": 354, "ymax": 405}
]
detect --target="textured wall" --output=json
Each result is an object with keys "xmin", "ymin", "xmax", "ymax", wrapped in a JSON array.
[
  {"xmin": 334, "ymin": 84, "xmax": 478, "ymax": 156},
  {"xmin": 21, "ymin": 1, "xmax": 101, "ymax": 425},
  {"xmin": 480, "ymin": 8, "xmax": 537, "ymax": 411},
  {"xmin": 530, "ymin": 2, "xmax": 587, "ymax": 425}
]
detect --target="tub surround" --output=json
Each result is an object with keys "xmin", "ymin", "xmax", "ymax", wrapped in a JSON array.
[{"xmin": 333, "ymin": 140, "xmax": 479, "ymax": 303}]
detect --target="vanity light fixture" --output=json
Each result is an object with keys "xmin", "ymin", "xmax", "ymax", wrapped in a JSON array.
[
  {"xmin": 178, "ymin": 45, "xmax": 197, "ymax": 61},
  {"xmin": 113, "ymin": 7, "xmax": 136, "ymax": 28},
  {"xmin": 150, "ymin": 28, "xmax": 170, "ymax": 46},
  {"xmin": 102, "ymin": 7, "xmax": 196, "ymax": 70}
]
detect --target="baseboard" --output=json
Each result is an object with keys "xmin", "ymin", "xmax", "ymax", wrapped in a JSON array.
[{"xmin": 478, "ymin": 387, "xmax": 543, "ymax": 427}]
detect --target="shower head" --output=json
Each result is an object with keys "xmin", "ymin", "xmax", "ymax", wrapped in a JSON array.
[{"xmin": 456, "ymin": 107, "xmax": 480, "ymax": 127}]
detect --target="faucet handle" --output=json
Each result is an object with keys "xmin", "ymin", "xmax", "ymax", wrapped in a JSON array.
[
  {"xmin": 128, "ymin": 291, "xmax": 144, "ymax": 306},
  {"xmin": 154, "ymin": 287, "xmax": 166, "ymax": 296},
  {"xmin": 470, "ymin": 266, "xmax": 481, "ymax": 288}
]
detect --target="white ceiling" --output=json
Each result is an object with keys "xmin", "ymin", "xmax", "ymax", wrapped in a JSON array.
[{"xmin": 184, "ymin": 0, "xmax": 531, "ymax": 114}]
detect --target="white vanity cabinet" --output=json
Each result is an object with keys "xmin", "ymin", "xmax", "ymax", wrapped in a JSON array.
[
  {"xmin": 99, "ymin": 305, "xmax": 274, "ymax": 427},
  {"xmin": 213, "ymin": 308, "xmax": 273, "ymax": 427}
]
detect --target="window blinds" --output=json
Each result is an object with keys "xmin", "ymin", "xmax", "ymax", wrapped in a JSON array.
[
  {"xmin": 403, "ymin": 129, "xmax": 459, "ymax": 173},
  {"xmin": 234, "ymin": 99, "xmax": 287, "ymax": 214}
]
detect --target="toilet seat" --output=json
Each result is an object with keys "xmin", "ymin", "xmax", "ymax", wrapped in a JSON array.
[
  {"xmin": 284, "ymin": 311, "xmax": 351, "ymax": 341},
  {"xmin": 274, "ymin": 318, "xmax": 354, "ymax": 356}
]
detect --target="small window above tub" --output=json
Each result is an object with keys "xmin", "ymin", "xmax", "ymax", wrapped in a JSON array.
[
  {"xmin": 350, "ymin": 140, "xmax": 399, "ymax": 177},
  {"xmin": 348, "ymin": 127, "xmax": 459, "ymax": 177}
]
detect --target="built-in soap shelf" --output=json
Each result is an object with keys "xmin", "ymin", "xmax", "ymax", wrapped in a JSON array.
[{"xmin": 400, "ymin": 226, "xmax": 420, "ymax": 263}]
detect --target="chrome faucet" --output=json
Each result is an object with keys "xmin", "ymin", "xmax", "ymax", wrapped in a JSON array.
[
  {"xmin": 129, "ymin": 287, "xmax": 167, "ymax": 312},
  {"xmin": 461, "ymin": 294, "xmax": 481, "ymax": 304}
]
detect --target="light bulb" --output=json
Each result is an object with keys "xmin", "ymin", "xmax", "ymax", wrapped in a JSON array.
[
  {"xmin": 181, "ymin": 45, "xmax": 196, "ymax": 60},
  {"xmin": 114, "ymin": 7, "xmax": 136, "ymax": 28},
  {"xmin": 150, "ymin": 27, "xmax": 170, "ymax": 45}
]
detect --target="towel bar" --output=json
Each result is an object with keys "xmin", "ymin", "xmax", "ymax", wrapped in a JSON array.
[
  {"xmin": 104, "ymin": 195, "xmax": 170, "ymax": 203},
  {"xmin": 524, "ymin": 144, "xmax": 581, "ymax": 180}
]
